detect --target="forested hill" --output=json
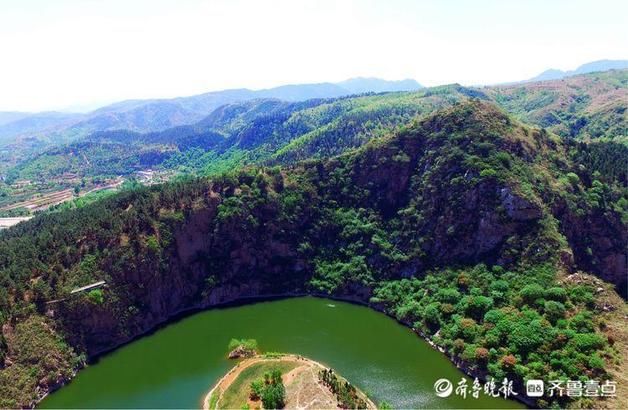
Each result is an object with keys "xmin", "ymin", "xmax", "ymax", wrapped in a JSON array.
[
  {"xmin": 5, "ymin": 70, "xmax": 626, "ymax": 185},
  {"xmin": 486, "ymin": 69, "xmax": 627, "ymax": 140},
  {"xmin": 0, "ymin": 78, "xmax": 423, "ymax": 146},
  {"xmin": 0, "ymin": 101, "xmax": 626, "ymax": 407}
]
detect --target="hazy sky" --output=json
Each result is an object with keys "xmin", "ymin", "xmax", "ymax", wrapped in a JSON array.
[{"xmin": 0, "ymin": 0, "xmax": 626, "ymax": 112}]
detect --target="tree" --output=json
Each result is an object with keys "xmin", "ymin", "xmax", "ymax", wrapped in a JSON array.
[
  {"xmin": 249, "ymin": 380, "xmax": 263, "ymax": 400},
  {"xmin": 261, "ymin": 383, "xmax": 285, "ymax": 409},
  {"xmin": 508, "ymin": 319, "xmax": 546, "ymax": 356},
  {"xmin": 464, "ymin": 295, "xmax": 493, "ymax": 320},
  {"xmin": 248, "ymin": 369, "xmax": 286, "ymax": 409}
]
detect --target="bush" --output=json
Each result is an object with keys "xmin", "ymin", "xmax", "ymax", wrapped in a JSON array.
[
  {"xmin": 570, "ymin": 333, "xmax": 605, "ymax": 352},
  {"xmin": 424, "ymin": 303, "xmax": 441, "ymax": 328},
  {"xmin": 569, "ymin": 312, "xmax": 595, "ymax": 333},
  {"xmin": 544, "ymin": 301, "xmax": 566, "ymax": 323},
  {"xmin": 475, "ymin": 347, "xmax": 489, "ymax": 363},
  {"xmin": 228, "ymin": 338, "xmax": 258, "ymax": 353},
  {"xmin": 261, "ymin": 383, "xmax": 285, "ymax": 409},
  {"xmin": 545, "ymin": 287, "xmax": 567, "ymax": 302},
  {"xmin": 436, "ymin": 288, "xmax": 461, "ymax": 304},
  {"xmin": 501, "ymin": 354, "xmax": 517, "ymax": 370},
  {"xmin": 519, "ymin": 284, "xmax": 545, "ymax": 304},
  {"xmin": 464, "ymin": 295, "xmax": 493, "ymax": 320},
  {"xmin": 250, "ymin": 380, "xmax": 264, "ymax": 400},
  {"xmin": 508, "ymin": 320, "xmax": 546, "ymax": 356},
  {"xmin": 480, "ymin": 168, "xmax": 498, "ymax": 178},
  {"xmin": 86, "ymin": 289, "xmax": 104, "ymax": 305},
  {"xmin": 453, "ymin": 338, "xmax": 465, "ymax": 354},
  {"xmin": 483, "ymin": 309, "xmax": 505, "ymax": 324},
  {"xmin": 145, "ymin": 235, "xmax": 160, "ymax": 252},
  {"xmin": 566, "ymin": 172, "xmax": 580, "ymax": 186},
  {"xmin": 569, "ymin": 286, "xmax": 594, "ymax": 306},
  {"xmin": 459, "ymin": 318, "xmax": 479, "ymax": 341}
]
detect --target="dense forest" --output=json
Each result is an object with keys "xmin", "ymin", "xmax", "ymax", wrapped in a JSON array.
[
  {"xmin": 0, "ymin": 100, "xmax": 625, "ymax": 407},
  {"xmin": 4, "ymin": 70, "xmax": 626, "ymax": 187}
]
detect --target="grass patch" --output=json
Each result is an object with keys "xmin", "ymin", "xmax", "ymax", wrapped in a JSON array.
[
  {"xmin": 219, "ymin": 361, "xmax": 299, "ymax": 409},
  {"xmin": 208, "ymin": 388, "xmax": 220, "ymax": 410}
]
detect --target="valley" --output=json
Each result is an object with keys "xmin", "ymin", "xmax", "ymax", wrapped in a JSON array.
[{"xmin": 0, "ymin": 97, "xmax": 625, "ymax": 409}]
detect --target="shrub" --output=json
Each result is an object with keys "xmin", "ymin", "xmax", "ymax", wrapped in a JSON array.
[
  {"xmin": 569, "ymin": 312, "xmax": 595, "ymax": 333},
  {"xmin": 86, "ymin": 289, "xmax": 104, "ymax": 305},
  {"xmin": 569, "ymin": 286, "xmax": 594, "ymax": 306},
  {"xmin": 464, "ymin": 296, "xmax": 494, "ymax": 320},
  {"xmin": 424, "ymin": 303, "xmax": 442, "ymax": 329},
  {"xmin": 489, "ymin": 280, "xmax": 509, "ymax": 293},
  {"xmin": 480, "ymin": 168, "xmax": 498, "ymax": 178},
  {"xmin": 228, "ymin": 338, "xmax": 258, "ymax": 353},
  {"xmin": 460, "ymin": 318, "xmax": 479, "ymax": 341},
  {"xmin": 509, "ymin": 320, "xmax": 546, "ymax": 356},
  {"xmin": 501, "ymin": 354, "xmax": 517, "ymax": 370},
  {"xmin": 545, "ymin": 287, "xmax": 567, "ymax": 302},
  {"xmin": 453, "ymin": 338, "xmax": 465, "ymax": 354},
  {"xmin": 544, "ymin": 301, "xmax": 566, "ymax": 323},
  {"xmin": 145, "ymin": 235, "xmax": 160, "ymax": 252},
  {"xmin": 483, "ymin": 309, "xmax": 505, "ymax": 324},
  {"xmin": 570, "ymin": 333, "xmax": 605, "ymax": 352},
  {"xmin": 566, "ymin": 172, "xmax": 580, "ymax": 186},
  {"xmin": 519, "ymin": 284, "xmax": 545, "ymax": 304},
  {"xmin": 475, "ymin": 347, "xmax": 489, "ymax": 363},
  {"xmin": 588, "ymin": 354, "xmax": 605, "ymax": 371},
  {"xmin": 440, "ymin": 303, "xmax": 455, "ymax": 315},
  {"xmin": 250, "ymin": 380, "xmax": 264, "ymax": 400},
  {"xmin": 251, "ymin": 369, "xmax": 285, "ymax": 409},
  {"xmin": 436, "ymin": 288, "xmax": 461, "ymax": 304}
]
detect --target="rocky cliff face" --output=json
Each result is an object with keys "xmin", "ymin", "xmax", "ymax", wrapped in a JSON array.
[
  {"xmin": 555, "ymin": 201, "xmax": 627, "ymax": 297},
  {"xmin": 56, "ymin": 101, "xmax": 626, "ymax": 359},
  {"xmin": 57, "ymin": 201, "xmax": 306, "ymax": 356}
]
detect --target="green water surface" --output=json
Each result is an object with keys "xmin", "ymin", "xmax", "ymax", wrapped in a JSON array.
[{"xmin": 41, "ymin": 297, "xmax": 523, "ymax": 409}]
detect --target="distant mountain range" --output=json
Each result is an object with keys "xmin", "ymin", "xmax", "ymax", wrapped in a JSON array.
[
  {"xmin": 2, "ymin": 58, "xmax": 626, "ymax": 149},
  {"xmin": 7, "ymin": 68, "xmax": 626, "ymax": 187},
  {"xmin": 0, "ymin": 78, "xmax": 422, "ymax": 146},
  {"xmin": 528, "ymin": 59, "xmax": 628, "ymax": 82}
]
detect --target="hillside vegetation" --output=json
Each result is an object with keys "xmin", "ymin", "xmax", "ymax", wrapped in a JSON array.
[
  {"xmin": 0, "ymin": 101, "xmax": 625, "ymax": 407},
  {"xmin": 3, "ymin": 70, "xmax": 625, "ymax": 189},
  {"xmin": 486, "ymin": 69, "xmax": 627, "ymax": 140}
]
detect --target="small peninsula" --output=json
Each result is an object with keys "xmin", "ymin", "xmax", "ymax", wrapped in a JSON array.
[{"xmin": 203, "ymin": 352, "xmax": 376, "ymax": 410}]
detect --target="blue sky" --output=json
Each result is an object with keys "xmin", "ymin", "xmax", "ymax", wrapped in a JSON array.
[{"xmin": 0, "ymin": 0, "xmax": 626, "ymax": 112}]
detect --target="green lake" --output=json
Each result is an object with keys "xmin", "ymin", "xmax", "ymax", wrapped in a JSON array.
[{"xmin": 40, "ymin": 297, "xmax": 523, "ymax": 409}]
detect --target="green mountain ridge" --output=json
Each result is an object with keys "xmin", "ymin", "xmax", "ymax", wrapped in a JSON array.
[
  {"xmin": 4, "ymin": 70, "xmax": 626, "ymax": 187},
  {"xmin": 0, "ymin": 78, "xmax": 423, "ymax": 147}
]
